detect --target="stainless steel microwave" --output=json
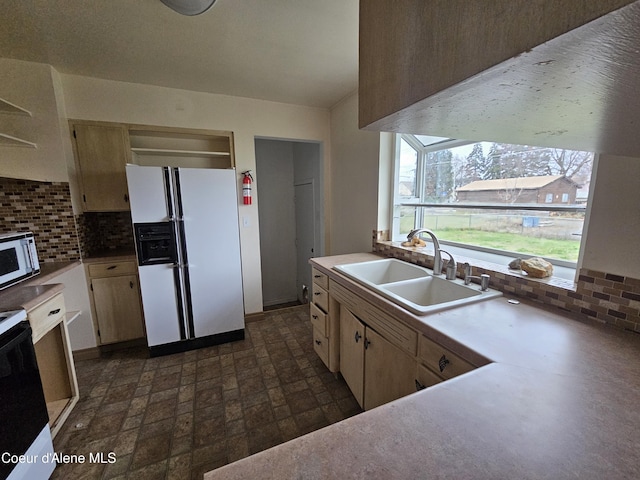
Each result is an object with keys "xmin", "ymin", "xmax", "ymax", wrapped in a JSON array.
[{"xmin": 0, "ymin": 232, "xmax": 40, "ymax": 290}]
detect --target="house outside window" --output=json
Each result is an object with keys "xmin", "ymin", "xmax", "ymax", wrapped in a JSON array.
[{"xmin": 392, "ymin": 135, "xmax": 595, "ymax": 267}]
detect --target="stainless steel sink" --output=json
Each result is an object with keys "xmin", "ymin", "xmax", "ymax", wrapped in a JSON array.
[{"xmin": 334, "ymin": 258, "xmax": 502, "ymax": 315}]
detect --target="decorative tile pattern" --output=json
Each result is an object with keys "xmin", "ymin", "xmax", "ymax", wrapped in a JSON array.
[
  {"xmin": 0, "ymin": 176, "xmax": 80, "ymax": 262},
  {"xmin": 76, "ymin": 212, "xmax": 135, "ymax": 257},
  {"xmin": 51, "ymin": 306, "xmax": 361, "ymax": 479},
  {"xmin": 374, "ymin": 237, "xmax": 640, "ymax": 333}
]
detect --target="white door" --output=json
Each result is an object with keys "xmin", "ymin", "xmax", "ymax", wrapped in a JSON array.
[
  {"xmin": 138, "ymin": 263, "xmax": 183, "ymax": 346},
  {"xmin": 126, "ymin": 165, "xmax": 183, "ymax": 346},
  {"xmin": 294, "ymin": 181, "xmax": 315, "ymax": 303},
  {"xmin": 125, "ymin": 165, "xmax": 170, "ymax": 222},
  {"xmin": 177, "ymin": 168, "xmax": 245, "ymax": 337}
]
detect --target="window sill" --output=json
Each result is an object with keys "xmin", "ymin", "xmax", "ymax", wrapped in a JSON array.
[{"xmin": 374, "ymin": 240, "xmax": 577, "ymax": 292}]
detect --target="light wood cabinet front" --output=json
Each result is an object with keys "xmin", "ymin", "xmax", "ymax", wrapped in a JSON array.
[
  {"xmin": 364, "ymin": 327, "xmax": 417, "ymax": 411},
  {"xmin": 339, "ymin": 308, "xmax": 365, "ymax": 407},
  {"xmin": 91, "ymin": 274, "xmax": 145, "ymax": 344},
  {"xmin": 340, "ymin": 307, "xmax": 417, "ymax": 411},
  {"xmin": 71, "ymin": 122, "xmax": 131, "ymax": 212},
  {"xmin": 87, "ymin": 260, "xmax": 145, "ymax": 345},
  {"xmin": 309, "ymin": 266, "xmax": 339, "ymax": 373},
  {"xmin": 419, "ymin": 334, "xmax": 474, "ymax": 381}
]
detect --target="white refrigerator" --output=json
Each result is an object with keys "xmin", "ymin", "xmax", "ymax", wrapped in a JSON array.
[{"xmin": 126, "ymin": 165, "xmax": 245, "ymax": 356}]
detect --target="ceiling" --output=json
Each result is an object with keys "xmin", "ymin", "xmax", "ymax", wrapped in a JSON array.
[{"xmin": 0, "ymin": 0, "xmax": 359, "ymax": 109}]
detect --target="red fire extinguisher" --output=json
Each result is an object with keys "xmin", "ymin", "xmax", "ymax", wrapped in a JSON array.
[{"xmin": 242, "ymin": 171, "xmax": 253, "ymax": 205}]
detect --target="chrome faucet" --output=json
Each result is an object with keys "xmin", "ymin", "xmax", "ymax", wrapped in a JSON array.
[
  {"xmin": 463, "ymin": 263, "xmax": 490, "ymax": 291},
  {"xmin": 407, "ymin": 228, "xmax": 443, "ymax": 276}
]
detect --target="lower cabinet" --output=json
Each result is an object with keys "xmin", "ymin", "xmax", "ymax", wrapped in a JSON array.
[
  {"xmin": 312, "ymin": 262, "xmax": 482, "ymax": 411},
  {"xmin": 29, "ymin": 292, "xmax": 79, "ymax": 438},
  {"xmin": 340, "ymin": 308, "xmax": 416, "ymax": 410},
  {"xmin": 87, "ymin": 260, "xmax": 145, "ymax": 345},
  {"xmin": 416, "ymin": 334, "xmax": 475, "ymax": 389}
]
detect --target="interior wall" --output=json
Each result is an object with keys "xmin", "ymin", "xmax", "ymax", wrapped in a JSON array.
[
  {"xmin": 0, "ymin": 59, "xmax": 68, "ymax": 182},
  {"xmin": 581, "ymin": 153, "xmax": 640, "ymax": 278},
  {"xmin": 329, "ymin": 92, "xmax": 380, "ymax": 254},
  {"xmin": 60, "ymin": 73, "xmax": 331, "ymax": 314},
  {"xmin": 255, "ymin": 139, "xmax": 297, "ymax": 306}
]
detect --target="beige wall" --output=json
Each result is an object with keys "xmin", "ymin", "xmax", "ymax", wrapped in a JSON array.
[
  {"xmin": 329, "ymin": 92, "xmax": 381, "ymax": 254},
  {"xmin": 60, "ymin": 73, "xmax": 332, "ymax": 314},
  {"xmin": 581, "ymin": 154, "xmax": 640, "ymax": 278},
  {"xmin": 0, "ymin": 59, "xmax": 68, "ymax": 182}
]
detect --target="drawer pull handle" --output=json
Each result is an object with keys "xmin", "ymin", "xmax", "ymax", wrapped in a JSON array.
[
  {"xmin": 314, "ymin": 292, "xmax": 322, "ymax": 296},
  {"xmin": 312, "ymin": 314, "xmax": 318, "ymax": 319},
  {"xmin": 315, "ymin": 339, "xmax": 322, "ymax": 345},
  {"xmin": 438, "ymin": 355, "xmax": 450, "ymax": 372},
  {"xmin": 107, "ymin": 265, "xmax": 117, "ymax": 270},
  {"xmin": 354, "ymin": 331, "xmax": 361, "ymax": 343},
  {"xmin": 364, "ymin": 338, "xmax": 371, "ymax": 350},
  {"xmin": 48, "ymin": 308, "xmax": 61, "ymax": 316}
]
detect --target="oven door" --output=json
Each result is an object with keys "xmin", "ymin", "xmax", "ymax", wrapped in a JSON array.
[{"xmin": 0, "ymin": 321, "xmax": 52, "ymax": 479}]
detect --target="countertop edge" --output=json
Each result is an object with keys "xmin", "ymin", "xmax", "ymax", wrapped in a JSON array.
[{"xmin": 204, "ymin": 252, "xmax": 640, "ymax": 479}]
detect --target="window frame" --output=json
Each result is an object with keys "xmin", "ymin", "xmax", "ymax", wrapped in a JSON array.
[{"xmin": 390, "ymin": 134, "xmax": 592, "ymax": 270}]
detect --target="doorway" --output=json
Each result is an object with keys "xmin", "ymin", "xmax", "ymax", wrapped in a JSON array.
[{"xmin": 255, "ymin": 138, "xmax": 323, "ymax": 309}]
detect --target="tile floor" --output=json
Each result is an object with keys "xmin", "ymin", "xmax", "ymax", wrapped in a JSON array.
[{"xmin": 51, "ymin": 305, "xmax": 361, "ymax": 480}]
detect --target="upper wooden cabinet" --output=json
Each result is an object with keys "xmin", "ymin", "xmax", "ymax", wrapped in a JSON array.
[
  {"xmin": 70, "ymin": 121, "xmax": 236, "ymax": 212},
  {"xmin": 359, "ymin": 0, "xmax": 640, "ymax": 156},
  {"xmin": 71, "ymin": 121, "xmax": 131, "ymax": 212}
]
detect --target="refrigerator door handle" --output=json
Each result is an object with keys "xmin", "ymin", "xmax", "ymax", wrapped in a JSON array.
[
  {"xmin": 162, "ymin": 167, "xmax": 175, "ymax": 220},
  {"xmin": 174, "ymin": 168, "xmax": 196, "ymax": 339},
  {"xmin": 172, "ymin": 262, "xmax": 187, "ymax": 341}
]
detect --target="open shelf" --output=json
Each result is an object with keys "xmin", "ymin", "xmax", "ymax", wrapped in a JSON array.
[
  {"xmin": 0, "ymin": 97, "xmax": 32, "ymax": 116},
  {"xmin": 65, "ymin": 310, "xmax": 81, "ymax": 325},
  {"xmin": 128, "ymin": 126, "xmax": 235, "ymax": 168},
  {"xmin": 131, "ymin": 147, "xmax": 230, "ymax": 157},
  {"xmin": 0, "ymin": 98, "xmax": 36, "ymax": 148},
  {"xmin": 0, "ymin": 132, "xmax": 37, "ymax": 148}
]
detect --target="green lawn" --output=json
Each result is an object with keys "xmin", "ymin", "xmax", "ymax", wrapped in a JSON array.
[
  {"xmin": 435, "ymin": 229, "xmax": 580, "ymax": 261},
  {"xmin": 399, "ymin": 218, "xmax": 580, "ymax": 261}
]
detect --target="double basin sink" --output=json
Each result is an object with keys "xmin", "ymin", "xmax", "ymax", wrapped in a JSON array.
[{"xmin": 333, "ymin": 258, "xmax": 502, "ymax": 315}]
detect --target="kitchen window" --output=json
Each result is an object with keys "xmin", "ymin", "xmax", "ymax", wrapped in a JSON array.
[{"xmin": 391, "ymin": 134, "xmax": 595, "ymax": 269}]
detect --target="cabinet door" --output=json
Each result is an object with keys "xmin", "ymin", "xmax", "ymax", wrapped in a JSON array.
[
  {"xmin": 364, "ymin": 327, "xmax": 417, "ymax": 411},
  {"xmin": 339, "ymin": 308, "xmax": 365, "ymax": 408},
  {"xmin": 73, "ymin": 123, "xmax": 130, "ymax": 211},
  {"xmin": 92, "ymin": 274, "xmax": 145, "ymax": 344}
]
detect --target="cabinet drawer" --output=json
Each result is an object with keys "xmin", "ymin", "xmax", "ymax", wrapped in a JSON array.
[
  {"xmin": 29, "ymin": 293, "xmax": 66, "ymax": 343},
  {"xmin": 312, "ymin": 283, "xmax": 329, "ymax": 312},
  {"xmin": 418, "ymin": 335, "xmax": 474, "ymax": 380},
  {"xmin": 311, "ymin": 268, "xmax": 328, "ymax": 290},
  {"xmin": 415, "ymin": 363, "xmax": 443, "ymax": 391},
  {"xmin": 88, "ymin": 261, "xmax": 137, "ymax": 278},
  {"xmin": 312, "ymin": 327, "xmax": 330, "ymax": 367},
  {"xmin": 310, "ymin": 303, "xmax": 327, "ymax": 336}
]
